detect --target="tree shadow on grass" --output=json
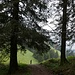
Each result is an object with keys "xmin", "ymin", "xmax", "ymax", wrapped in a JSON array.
[
  {"xmin": 0, "ymin": 63, "xmax": 9, "ymax": 75},
  {"xmin": 7, "ymin": 64, "xmax": 31, "ymax": 75}
]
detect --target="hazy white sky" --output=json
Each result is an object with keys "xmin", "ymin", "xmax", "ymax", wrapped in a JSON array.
[
  {"xmin": 42, "ymin": 0, "xmax": 60, "ymax": 31},
  {"xmin": 72, "ymin": 44, "xmax": 75, "ymax": 50},
  {"xmin": 43, "ymin": 18, "xmax": 56, "ymax": 31}
]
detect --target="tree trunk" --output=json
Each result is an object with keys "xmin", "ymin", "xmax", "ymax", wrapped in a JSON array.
[
  {"xmin": 9, "ymin": 0, "xmax": 19, "ymax": 73},
  {"xmin": 9, "ymin": 34, "xmax": 18, "ymax": 73},
  {"xmin": 60, "ymin": 0, "xmax": 68, "ymax": 65}
]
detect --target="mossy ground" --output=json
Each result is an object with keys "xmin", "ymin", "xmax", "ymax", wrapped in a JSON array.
[
  {"xmin": 42, "ymin": 56, "xmax": 75, "ymax": 75},
  {"xmin": 0, "ymin": 63, "xmax": 31, "ymax": 75}
]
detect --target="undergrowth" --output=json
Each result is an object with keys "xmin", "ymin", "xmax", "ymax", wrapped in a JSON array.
[
  {"xmin": 0, "ymin": 63, "xmax": 31, "ymax": 75},
  {"xmin": 42, "ymin": 56, "xmax": 75, "ymax": 75}
]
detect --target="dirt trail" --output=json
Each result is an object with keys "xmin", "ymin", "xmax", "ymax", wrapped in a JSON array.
[{"xmin": 28, "ymin": 64, "xmax": 53, "ymax": 75}]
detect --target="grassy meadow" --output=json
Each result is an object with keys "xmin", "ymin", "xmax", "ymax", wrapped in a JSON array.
[
  {"xmin": 17, "ymin": 50, "xmax": 38, "ymax": 64},
  {"xmin": 0, "ymin": 49, "xmax": 75, "ymax": 75},
  {"xmin": 2, "ymin": 50, "xmax": 38, "ymax": 65},
  {"xmin": 0, "ymin": 50, "xmax": 38, "ymax": 75},
  {"xmin": 0, "ymin": 48, "xmax": 60, "ymax": 75}
]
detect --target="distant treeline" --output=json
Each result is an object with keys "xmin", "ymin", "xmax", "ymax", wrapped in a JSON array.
[{"xmin": 33, "ymin": 48, "xmax": 60, "ymax": 62}]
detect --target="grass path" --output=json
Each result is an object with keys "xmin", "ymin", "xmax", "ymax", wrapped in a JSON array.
[{"xmin": 28, "ymin": 64, "xmax": 53, "ymax": 75}]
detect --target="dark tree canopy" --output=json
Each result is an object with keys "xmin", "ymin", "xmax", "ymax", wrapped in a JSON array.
[
  {"xmin": 0, "ymin": 0, "xmax": 50, "ymax": 52},
  {"xmin": 0, "ymin": 0, "xmax": 50, "ymax": 73}
]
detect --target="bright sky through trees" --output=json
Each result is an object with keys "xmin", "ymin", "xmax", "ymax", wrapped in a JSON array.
[{"xmin": 41, "ymin": 0, "xmax": 75, "ymax": 51}]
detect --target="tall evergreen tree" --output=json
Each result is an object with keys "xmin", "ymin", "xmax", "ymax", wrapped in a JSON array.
[
  {"xmin": 9, "ymin": 0, "xmax": 19, "ymax": 73},
  {"xmin": 0, "ymin": 0, "xmax": 50, "ymax": 73},
  {"xmin": 60, "ymin": 0, "xmax": 68, "ymax": 65}
]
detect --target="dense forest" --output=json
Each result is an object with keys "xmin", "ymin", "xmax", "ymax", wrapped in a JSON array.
[{"xmin": 0, "ymin": 0, "xmax": 75, "ymax": 75}]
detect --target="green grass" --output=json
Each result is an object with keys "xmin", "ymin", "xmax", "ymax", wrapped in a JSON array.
[
  {"xmin": 3, "ymin": 50, "xmax": 38, "ymax": 65},
  {"xmin": 0, "ymin": 50, "xmax": 38, "ymax": 75},
  {"xmin": 0, "ymin": 64, "xmax": 8, "ymax": 75},
  {"xmin": 1, "ymin": 51, "xmax": 75, "ymax": 75},
  {"xmin": 17, "ymin": 50, "xmax": 38, "ymax": 64},
  {"xmin": 42, "ymin": 56, "xmax": 75, "ymax": 75},
  {"xmin": 0, "ymin": 63, "xmax": 31, "ymax": 75}
]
